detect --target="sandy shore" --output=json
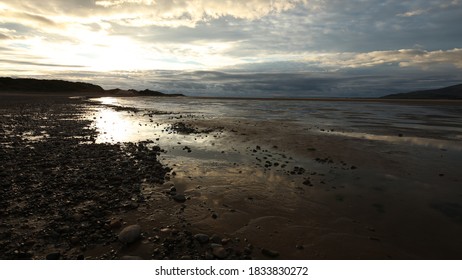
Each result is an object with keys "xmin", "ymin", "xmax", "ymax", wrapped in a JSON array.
[{"xmin": 1, "ymin": 93, "xmax": 462, "ymax": 260}]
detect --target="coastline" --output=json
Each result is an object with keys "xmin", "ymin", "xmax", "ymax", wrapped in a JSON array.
[{"xmin": 1, "ymin": 92, "xmax": 462, "ymax": 260}]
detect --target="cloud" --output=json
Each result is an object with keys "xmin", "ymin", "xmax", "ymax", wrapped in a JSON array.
[
  {"xmin": 0, "ymin": 58, "xmax": 84, "ymax": 68},
  {"xmin": 299, "ymin": 49, "xmax": 462, "ymax": 69},
  {"xmin": 1, "ymin": 0, "xmax": 461, "ymax": 97},
  {"xmin": 1, "ymin": 0, "xmax": 309, "ymax": 28}
]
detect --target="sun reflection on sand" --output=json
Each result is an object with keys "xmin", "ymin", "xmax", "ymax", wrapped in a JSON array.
[
  {"xmin": 93, "ymin": 108, "xmax": 140, "ymax": 143},
  {"xmin": 98, "ymin": 97, "xmax": 118, "ymax": 106}
]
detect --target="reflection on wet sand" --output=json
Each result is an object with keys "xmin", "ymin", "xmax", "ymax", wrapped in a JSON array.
[
  {"xmin": 328, "ymin": 131, "xmax": 462, "ymax": 151},
  {"xmin": 88, "ymin": 97, "xmax": 462, "ymax": 259}
]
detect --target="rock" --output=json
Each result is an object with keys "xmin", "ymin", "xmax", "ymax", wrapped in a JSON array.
[
  {"xmin": 194, "ymin": 233, "xmax": 209, "ymax": 244},
  {"xmin": 46, "ymin": 252, "xmax": 61, "ymax": 260},
  {"xmin": 210, "ymin": 234, "xmax": 222, "ymax": 244},
  {"xmin": 70, "ymin": 236, "xmax": 80, "ymax": 245},
  {"xmin": 118, "ymin": 225, "xmax": 141, "ymax": 244},
  {"xmin": 261, "ymin": 248, "xmax": 279, "ymax": 258},
  {"xmin": 121, "ymin": 255, "xmax": 143, "ymax": 260},
  {"xmin": 211, "ymin": 213, "xmax": 218, "ymax": 219},
  {"xmin": 173, "ymin": 194, "xmax": 186, "ymax": 203},
  {"xmin": 212, "ymin": 246, "xmax": 228, "ymax": 259},
  {"xmin": 109, "ymin": 220, "xmax": 122, "ymax": 229}
]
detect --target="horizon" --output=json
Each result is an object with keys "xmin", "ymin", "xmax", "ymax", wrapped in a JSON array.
[{"xmin": 1, "ymin": 1, "xmax": 462, "ymax": 97}]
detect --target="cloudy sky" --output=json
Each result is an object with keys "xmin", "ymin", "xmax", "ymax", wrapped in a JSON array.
[{"xmin": 1, "ymin": 0, "xmax": 462, "ymax": 97}]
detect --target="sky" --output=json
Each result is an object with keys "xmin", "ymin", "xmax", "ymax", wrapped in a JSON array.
[{"xmin": 1, "ymin": 0, "xmax": 462, "ymax": 97}]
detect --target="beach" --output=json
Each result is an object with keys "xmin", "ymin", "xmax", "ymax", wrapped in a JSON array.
[{"xmin": 1, "ymin": 93, "xmax": 462, "ymax": 260}]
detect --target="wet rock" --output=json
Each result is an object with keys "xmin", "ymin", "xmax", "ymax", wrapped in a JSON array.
[
  {"xmin": 210, "ymin": 234, "xmax": 222, "ymax": 244},
  {"xmin": 194, "ymin": 233, "xmax": 209, "ymax": 244},
  {"xmin": 212, "ymin": 246, "xmax": 228, "ymax": 259},
  {"xmin": 118, "ymin": 225, "xmax": 141, "ymax": 244},
  {"xmin": 261, "ymin": 248, "xmax": 279, "ymax": 258},
  {"xmin": 173, "ymin": 194, "xmax": 186, "ymax": 203},
  {"xmin": 121, "ymin": 255, "xmax": 143, "ymax": 260},
  {"xmin": 109, "ymin": 220, "xmax": 122, "ymax": 229},
  {"xmin": 46, "ymin": 252, "xmax": 61, "ymax": 260}
]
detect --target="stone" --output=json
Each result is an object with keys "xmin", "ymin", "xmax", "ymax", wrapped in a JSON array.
[
  {"xmin": 121, "ymin": 255, "xmax": 143, "ymax": 260},
  {"xmin": 109, "ymin": 220, "xmax": 122, "ymax": 229},
  {"xmin": 118, "ymin": 224, "xmax": 141, "ymax": 244},
  {"xmin": 210, "ymin": 234, "xmax": 221, "ymax": 244},
  {"xmin": 173, "ymin": 194, "xmax": 186, "ymax": 203},
  {"xmin": 46, "ymin": 252, "xmax": 61, "ymax": 260},
  {"xmin": 194, "ymin": 233, "xmax": 209, "ymax": 244},
  {"xmin": 261, "ymin": 248, "xmax": 279, "ymax": 258},
  {"xmin": 212, "ymin": 246, "xmax": 228, "ymax": 259}
]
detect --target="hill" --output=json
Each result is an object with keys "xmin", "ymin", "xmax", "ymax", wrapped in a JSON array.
[
  {"xmin": 381, "ymin": 84, "xmax": 462, "ymax": 99},
  {"xmin": 0, "ymin": 77, "xmax": 184, "ymax": 97},
  {"xmin": 0, "ymin": 77, "xmax": 104, "ymax": 93}
]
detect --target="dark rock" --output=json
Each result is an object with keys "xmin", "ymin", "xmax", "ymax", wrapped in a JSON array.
[
  {"xmin": 121, "ymin": 255, "xmax": 143, "ymax": 260},
  {"xmin": 173, "ymin": 194, "xmax": 186, "ymax": 203},
  {"xmin": 210, "ymin": 234, "xmax": 222, "ymax": 244},
  {"xmin": 109, "ymin": 220, "xmax": 122, "ymax": 229},
  {"xmin": 194, "ymin": 233, "xmax": 209, "ymax": 244},
  {"xmin": 212, "ymin": 246, "xmax": 228, "ymax": 259},
  {"xmin": 118, "ymin": 225, "xmax": 141, "ymax": 244},
  {"xmin": 261, "ymin": 248, "xmax": 279, "ymax": 258},
  {"xmin": 46, "ymin": 252, "xmax": 61, "ymax": 260}
]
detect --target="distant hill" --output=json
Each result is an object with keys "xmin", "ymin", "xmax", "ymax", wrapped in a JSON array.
[
  {"xmin": 381, "ymin": 84, "xmax": 462, "ymax": 99},
  {"xmin": 0, "ymin": 77, "xmax": 104, "ymax": 93},
  {"xmin": 0, "ymin": 77, "xmax": 184, "ymax": 97},
  {"xmin": 133, "ymin": 89, "xmax": 184, "ymax": 97}
]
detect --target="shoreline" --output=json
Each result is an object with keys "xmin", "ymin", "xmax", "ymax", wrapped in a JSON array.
[
  {"xmin": 2, "ymin": 91, "xmax": 462, "ymax": 105},
  {"xmin": 1, "ymin": 94, "xmax": 462, "ymax": 260}
]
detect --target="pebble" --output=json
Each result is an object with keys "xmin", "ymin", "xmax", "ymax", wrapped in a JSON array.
[
  {"xmin": 118, "ymin": 225, "xmax": 141, "ymax": 244},
  {"xmin": 109, "ymin": 220, "xmax": 122, "ymax": 229},
  {"xmin": 46, "ymin": 252, "xmax": 61, "ymax": 260},
  {"xmin": 261, "ymin": 248, "xmax": 279, "ymax": 258},
  {"xmin": 212, "ymin": 246, "xmax": 228, "ymax": 259},
  {"xmin": 173, "ymin": 194, "xmax": 186, "ymax": 203},
  {"xmin": 194, "ymin": 233, "xmax": 209, "ymax": 244},
  {"xmin": 121, "ymin": 255, "xmax": 143, "ymax": 260}
]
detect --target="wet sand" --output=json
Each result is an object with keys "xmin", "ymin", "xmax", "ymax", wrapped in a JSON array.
[{"xmin": 1, "ymin": 93, "xmax": 462, "ymax": 259}]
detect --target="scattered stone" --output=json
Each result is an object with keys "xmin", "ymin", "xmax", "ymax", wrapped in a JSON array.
[{"xmin": 118, "ymin": 225, "xmax": 141, "ymax": 244}]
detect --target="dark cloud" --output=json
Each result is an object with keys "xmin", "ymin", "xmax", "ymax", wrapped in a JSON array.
[{"xmin": 0, "ymin": 59, "xmax": 85, "ymax": 68}]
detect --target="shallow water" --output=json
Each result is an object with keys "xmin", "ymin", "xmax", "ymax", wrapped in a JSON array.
[{"xmin": 91, "ymin": 96, "xmax": 462, "ymax": 149}]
